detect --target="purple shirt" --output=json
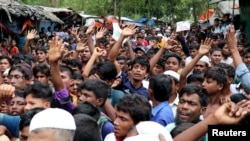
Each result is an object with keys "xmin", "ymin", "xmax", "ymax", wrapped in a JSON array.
[{"xmin": 54, "ymin": 87, "xmax": 75, "ymax": 113}]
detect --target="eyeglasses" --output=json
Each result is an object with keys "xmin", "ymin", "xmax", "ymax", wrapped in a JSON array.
[{"xmin": 8, "ymin": 75, "xmax": 24, "ymax": 80}]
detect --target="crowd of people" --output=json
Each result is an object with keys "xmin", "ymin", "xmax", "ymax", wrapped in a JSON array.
[{"xmin": 0, "ymin": 13, "xmax": 249, "ymax": 141}]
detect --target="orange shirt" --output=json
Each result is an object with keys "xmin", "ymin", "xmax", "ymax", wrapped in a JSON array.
[{"xmin": 9, "ymin": 46, "xmax": 19, "ymax": 57}]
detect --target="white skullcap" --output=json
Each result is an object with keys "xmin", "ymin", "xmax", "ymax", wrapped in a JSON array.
[
  {"xmin": 135, "ymin": 121, "xmax": 173, "ymax": 141},
  {"xmin": 164, "ymin": 70, "xmax": 180, "ymax": 82},
  {"xmin": 29, "ymin": 108, "xmax": 76, "ymax": 132},
  {"xmin": 199, "ymin": 56, "xmax": 210, "ymax": 66}
]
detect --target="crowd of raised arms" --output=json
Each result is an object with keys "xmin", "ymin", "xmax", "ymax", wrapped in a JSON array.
[{"xmin": 0, "ymin": 13, "xmax": 249, "ymax": 141}]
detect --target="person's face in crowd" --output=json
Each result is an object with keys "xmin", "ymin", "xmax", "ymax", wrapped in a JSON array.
[
  {"xmin": 19, "ymin": 126, "xmax": 29, "ymax": 141},
  {"xmin": 117, "ymin": 59, "xmax": 127, "ymax": 72},
  {"xmin": 239, "ymin": 24, "xmax": 245, "ymax": 31},
  {"xmin": 189, "ymin": 49, "xmax": 198, "ymax": 59},
  {"xmin": 9, "ymin": 96, "xmax": 25, "ymax": 116},
  {"xmin": 0, "ymin": 58, "xmax": 11, "ymax": 72},
  {"xmin": 243, "ymin": 52, "xmax": 250, "ymax": 64},
  {"xmin": 60, "ymin": 71, "xmax": 73, "ymax": 89},
  {"xmin": 152, "ymin": 29, "xmax": 156, "ymax": 35},
  {"xmin": 11, "ymin": 40, "xmax": 16, "ymax": 47},
  {"xmin": 202, "ymin": 77, "xmax": 223, "ymax": 95},
  {"xmin": 223, "ymin": 15, "xmax": 229, "ymax": 22},
  {"xmin": 130, "ymin": 63, "xmax": 148, "ymax": 82},
  {"xmin": 222, "ymin": 44, "xmax": 231, "ymax": 56},
  {"xmin": 176, "ymin": 93, "xmax": 204, "ymax": 123},
  {"xmin": 2, "ymin": 73, "xmax": 10, "ymax": 84},
  {"xmin": 170, "ymin": 33, "xmax": 176, "ymax": 40},
  {"xmin": 34, "ymin": 72, "xmax": 49, "ymax": 84},
  {"xmin": 135, "ymin": 50, "xmax": 144, "ymax": 57},
  {"xmin": 210, "ymin": 51, "xmax": 222, "ymax": 65},
  {"xmin": 36, "ymin": 50, "xmax": 47, "ymax": 63},
  {"xmin": 2, "ymin": 41, "xmax": 7, "ymax": 47},
  {"xmin": 239, "ymin": 35, "xmax": 246, "ymax": 43},
  {"xmin": 137, "ymin": 38, "xmax": 143, "ymax": 45},
  {"xmin": 80, "ymin": 48, "xmax": 91, "ymax": 62},
  {"xmin": 28, "ymin": 128, "xmax": 58, "ymax": 141},
  {"xmin": 31, "ymin": 49, "xmax": 37, "ymax": 58},
  {"xmin": 24, "ymin": 94, "xmax": 50, "ymax": 111},
  {"xmin": 114, "ymin": 109, "xmax": 134, "ymax": 138},
  {"xmin": 173, "ymin": 46, "xmax": 182, "ymax": 55},
  {"xmin": 152, "ymin": 64, "xmax": 164, "ymax": 75},
  {"xmin": 164, "ymin": 57, "xmax": 180, "ymax": 72},
  {"xmin": 193, "ymin": 61, "xmax": 207, "ymax": 74},
  {"xmin": 9, "ymin": 70, "xmax": 29, "ymax": 90},
  {"xmin": 211, "ymin": 39, "xmax": 218, "ymax": 47},
  {"xmin": 237, "ymin": 44, "xmax": 244, "ymax": 53},
  {"xmin": 214, "ymin": 20, "xmax": 219, "ymax": 27},
  {"xmin": 147, "ymin": 33, "xmax": 152, "ymax": 38},
  {"xmin": 77, "ymin": 89, "xmax": 103, "ymax": 106},
  {"xmin": 165, "ymin": 30, "xmax": 171, "ymax": 37},
  {"xmin": 0, "ymin": 101, "xmax": 9, "ymax": 113},
  {"xmin": 69, "ymin": 79, "xmax": 83, "ymax": 95}
]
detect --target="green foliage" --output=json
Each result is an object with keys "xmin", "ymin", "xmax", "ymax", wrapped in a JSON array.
[{"xmin": 20, "ymin": 0, "xmax": 210, "ymax": 23}]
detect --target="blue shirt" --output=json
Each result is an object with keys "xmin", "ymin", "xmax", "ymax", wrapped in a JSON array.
[
  {"xmin": 0, "ymin": 113, "xmax": 20, "ymax": 138},
  {"xmin": 151, "ymin": 101, "xmax": 174, "ymax": 126},
  {"xmin": 121, "ymin": 72, "xmax": 148, "ymax": 98},
  {"xmin": 236, "ymin": 63, "xmax": 250, "ymax": 92}
]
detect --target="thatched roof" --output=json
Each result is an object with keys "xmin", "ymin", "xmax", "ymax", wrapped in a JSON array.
[{"xmin": 0, "ymin": 0, "xmax": 64, "ymax": 24}]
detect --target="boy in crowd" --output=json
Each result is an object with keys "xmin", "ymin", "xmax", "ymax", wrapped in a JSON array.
[
  {"xmin": 104, "ymin": 94, "xmax": 151, "ymax": 141},
  {"xmin": 149, "ymin": 74, "xmax": 174, "ymax": 126}
]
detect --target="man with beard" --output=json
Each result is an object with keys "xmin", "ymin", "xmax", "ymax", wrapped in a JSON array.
[{"xmin": 166, "ymin": 84, "xmax": 209, "ymax": 132}]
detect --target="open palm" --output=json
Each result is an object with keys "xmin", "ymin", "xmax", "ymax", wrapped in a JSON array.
[
  {"xmin": 86, "ymin": 22, "xmax": 96, "ymax": 34},
  {"xmin": 121, "ymin": 24, "xmax": 137, "ymax": 37},
  {"xmin": 199, "ymin": 38, "xmax": 212, "ymax": 55},
  {"xmin": 48, "ymin": 37, "xmax": 63, "ymax": 62},
  {"xmin": 27, "ymin": 29, "xmax": 37, "ymax": 40}
]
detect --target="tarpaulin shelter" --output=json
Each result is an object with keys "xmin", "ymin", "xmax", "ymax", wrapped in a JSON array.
[
  {"xmin": 0, "ymin": 0, "xmax": 63, "ymax": 34},
  {"xmin": 199, "ymin": 9, "xmax": 214, "ymax": 22}
]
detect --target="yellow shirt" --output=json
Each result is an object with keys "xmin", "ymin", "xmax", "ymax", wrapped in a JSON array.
[{"xmin": 70, "ymin": 93, "xmax": 78, "ymax": 106}]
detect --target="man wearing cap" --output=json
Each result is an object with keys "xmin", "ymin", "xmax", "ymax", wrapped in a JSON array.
[
  {"xmin": 164, "ymin": 70, "xmax": 180, "ymax": 119},
  {"xmin": 29, "ymin": 108, "xmax": 76, "ymax": 141},
  {"xmin": 134, "ymin": 46, "xmax": 146, "ymax": 57}
]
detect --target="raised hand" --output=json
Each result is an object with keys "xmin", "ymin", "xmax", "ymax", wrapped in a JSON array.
[
  {"xmin": 226, "ymin": 25, "xmax": 237, "ymax": 50},
  {"xmin": 163, "ymin": 40, "xmax": 177, "ymax": 50},
  {"xmin": 48, "ymin": 37, "xmax": 64, "ymax": 62},
  {"xmin": 76, "ymin": 39, "xmax": 87, "ymax": 52},
  {"xmin": 167, "ymin": 39, "xmax": 178, "ymax": 46},
  {"xmin": 0, "ymin": 84, "xmax": 15, "ymax": 99},
  {"xmin": 70, "ymin": 26, "xmax": 78, "ymax": 37},
  {"xmin": 121, "ymin": 24, "xmax": 137, "ymax": 37},
  {"xmin": 96, "ymin": 27, "xmax": 107, "ymax": 40},
  {"xmin": 199, "ymin": 38, "xmax": 212, "ymax": 55},
  {"xmin": 93, "ymin": 47, "xmax": 104, "ymax": 56},
  {"xmin": 213, "ymin": 102, "xmax": 247, "ymax": 125},
  {"xmin": 86, "ymin": 22, "xmax": 96, "ymax": 35},
  {"xmin": 27, "ymin": 29, "xmax": 37, "ymax": 40}
]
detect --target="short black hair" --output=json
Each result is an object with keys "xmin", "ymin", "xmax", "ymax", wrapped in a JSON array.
[
  {"xmin": 19, "ymin": 108, "xmax": 45, "ymax": 130},
  {"xmin": 77, "ymin": 79, "xmax": 111, "ymax": 106},
  {"xmin": 59, "ymin": 65, "xmax": 74, "ymax": 79},
  {"xmin": 23, "ymin": 81, "xmax": 53, "ymax": 103},
  {"xmin": 149, "ymin": 74, "xmax": 173, "ymax": 102},
  {"xmin": 73, "ymin": 114, "xmax": 102, "ymax": 141},
  {"xmin": 73, "ymin": 102, "xmax": 101, "ymax": 121},
  {"xmin": 116, "ymin": 94, "xmax": 151, "ymax": 124}
]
